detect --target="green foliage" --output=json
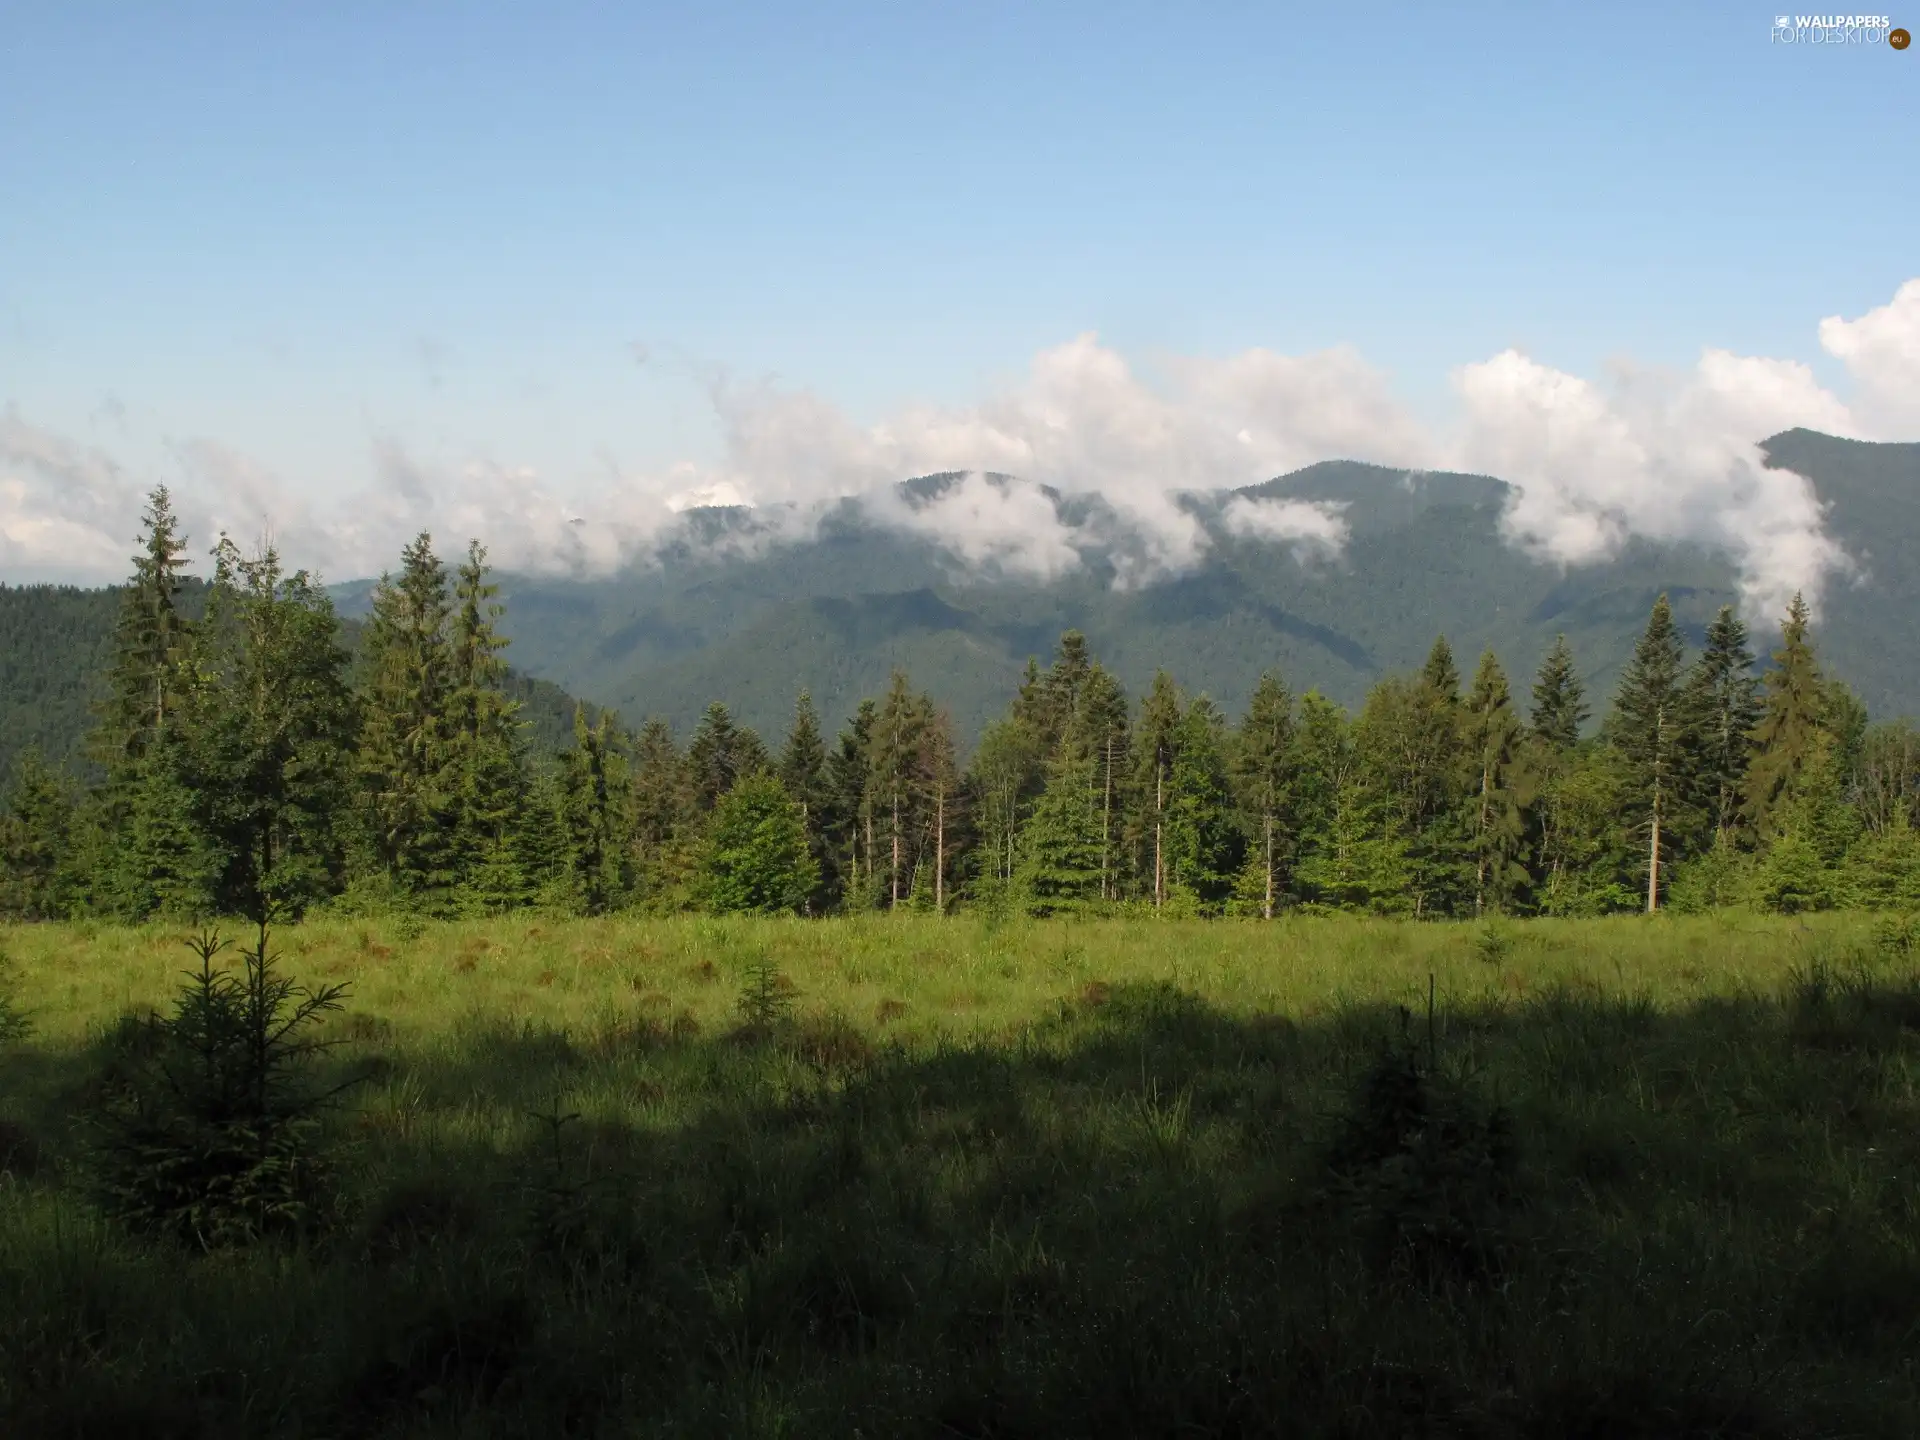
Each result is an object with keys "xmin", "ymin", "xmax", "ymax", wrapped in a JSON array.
[
  {"xmin": 191, "ymin": 539, "xmax": 360, "ymax": 919},
  {"xmin": 695, "ymin": 772, "xmax": 818, "ymax": 915},
  {"xmin": 1324, "ymin": 1028, "xmax": 1519, "ymax": 1281},
  {"xmin": 734, "ymin": 954, "xmax": 797, "ymax": 1034},
  {"xmin": 1528, "ymin": 633, "xmax": 1588, "ymax": 749},
  {"xmin": 1161, "ymin": 698, "xmax": 1240, "ymax": 909},
  {"xmin": 1683, "ymin": 605, "xmax": 1761, "ymax": 846},
  {"xmin": 89, "ymin": 923, "xmax": 349, "ymax": 1248},
  {"xmin": 1015, "ymin": 741, "xmax": 1107, "ymax": 916},
  {"xmin": 1607, "ymin": 593, "xmax": 1694, "ymax": 911},
  {"xmin": 0, "ymin": 953, "xmax": 29, "ymax": 1047},
  {"xmin": 0, "ymin": 750, "xmax": 77, "ymax": 920},
  {"xmin": 1745, "ymin": 592, "xmax": 1832, "ymax": 834},
  {"xmin": 557, "ymin": 707, "xmax": 633, "ymax": 915}
]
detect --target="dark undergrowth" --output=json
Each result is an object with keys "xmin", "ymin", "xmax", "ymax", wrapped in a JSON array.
[{"xmin": 6, "ymin": 945, "xmax": 1920, "ymax": 1436}]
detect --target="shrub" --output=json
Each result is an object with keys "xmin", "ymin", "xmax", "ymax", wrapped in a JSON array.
[
  {"xmin": 1324, "ymin": 1025, "xmax": 1520, "ymax": 1283},
  {"xmin": 736, "ymin": 955, "xmax": 797, "ymax": 1037},
  {"xmin": 90, "ymin": 921, "xmax": 352, "ymax": 1248}
]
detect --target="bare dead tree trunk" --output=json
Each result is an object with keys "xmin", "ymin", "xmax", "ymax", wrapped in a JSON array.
[
  {"xmin": 1154, "ymin": 764, "xmax": 1165, "ymax": 909},
  {"xmin": 1646, "ymin": 783, "xmax": 1662, "ymax": 914},
  {"xmin": 1101, "ymin": 736, "xmax": 1114, "ymax": 901},
  {"xmin": 1263, "ymin": 812, "xmax": 1275, "ymax": 920}
]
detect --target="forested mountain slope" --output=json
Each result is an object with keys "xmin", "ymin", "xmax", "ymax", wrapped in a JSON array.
[
  {"xmin": 8, "ymin": 430, "xmax": 1915, "ymax": 768},
  {"xmin": 0, "ymin": 582, "xmax": 607, "ymax": 782},
  {"xmin": 403, "ymin": 430, "xmax": 1917, "ymax": 745}
]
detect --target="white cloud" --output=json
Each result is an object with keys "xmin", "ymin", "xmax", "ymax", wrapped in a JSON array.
[
  {"xmin": 3, "ymin": 278, "xmax": 1918, "ymax": 614},
  {"xmin": 1451, "ymin": 345, "xmax": 1859, "ymax": 618},
  {"xmin": 1819, "ymin": 278, "xmax": 1920, "ymax": 436},
  {"xmin": 1222, "ymin": 496, "xmax": 1351, "ymax": 560},
  {"xmin": 0, "ymin": 408, "xmax": 136, "ymax": 581}
]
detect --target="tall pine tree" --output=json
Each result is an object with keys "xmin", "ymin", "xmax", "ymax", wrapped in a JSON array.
[
  {"xmin": 356, "ymin": 532, "xmax": 457, "ymax": 900},
  {"xmin": 1231, "ymin": 671, "xmax": 1296, "ymax": 919},
  {"xmin": 1607, "ymin": 594, "xmax": 1690, "ymax": 912},
  {"xmin": 1461, "ymin": 650, "xmax": 1531, "ymax": 915},
  {"xmin": 1744, "ymin": 592, "xmax": 1831, "ymax": 835},
  {"xmin": 1529, "ymin": 634, "xmax": 1588, "ymax": 750},
  {"xmin": 1683, "ymin": 605, "xmax": 1760, "ymax": 849}
]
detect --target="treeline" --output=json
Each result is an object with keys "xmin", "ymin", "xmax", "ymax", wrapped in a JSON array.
[{"xmin": 3, "ymin": 489, "xmax": 1918, "ymax": 922}]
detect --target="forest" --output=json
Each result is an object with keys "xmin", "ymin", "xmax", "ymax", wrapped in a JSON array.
[
  {"xmin": 8, "ymin": 492, "xmax": 1920, "ymax": 1434},
  {"xmin": 4, "ymin": 485, "xmax": 1917, "ymax": 927}
]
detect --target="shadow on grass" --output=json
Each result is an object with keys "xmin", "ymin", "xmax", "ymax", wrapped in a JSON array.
[{"xmin": 6, "ymin": 955, "xmax": 1920, "ymax": 1437}]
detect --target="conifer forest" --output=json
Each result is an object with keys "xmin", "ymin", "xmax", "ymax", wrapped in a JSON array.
[
  {"xmin": 5, "ymin": 493, "xmax": 1920, "ymax": 1436},
  {"xmin": 6, "ymin": 488, "xmax": 1917, "ymax": 928}
]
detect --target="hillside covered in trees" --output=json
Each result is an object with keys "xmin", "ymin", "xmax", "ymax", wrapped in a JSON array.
[
  {"xmin": 4, "ymin": 484, "xmax": 1917, "ymax": 925},
  {"xmin": 381, "ymin": 429, "xmax": 1920, "ymax": 748}
]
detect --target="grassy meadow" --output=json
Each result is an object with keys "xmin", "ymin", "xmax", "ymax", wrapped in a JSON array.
[{"xmin": 5, "ymin": 911, "xmax": 1920, "ymax": 1436}]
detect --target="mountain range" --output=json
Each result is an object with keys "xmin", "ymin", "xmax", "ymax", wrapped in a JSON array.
[
  {"xmin": 337, "ymin": 428, "xmax": 1920, "ymax": 748},
  {"xmin": 6, "ymin": 428, "xmax": 1915, "ymax": 781}
]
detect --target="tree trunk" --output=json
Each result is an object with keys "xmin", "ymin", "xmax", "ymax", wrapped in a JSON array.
[
  {"xmin": 1154, "ymin": 764, "xmax": 1165, "ymax": 908},
  {"xmin": 890, "ymin": 790, "xmax": 901, "ymax": 908},
  {"xmin": 1646, "ymin": 780, "xmax": 1662, "ymax": 914},
  {"xmin": 935, "ymin": 784, "xmax": 945, "ymax": 914},
  {"xmin": 1476, "ymin": 763, "xmax": 1492, "ymax": 916},
  {"xmin": 1263, "ymin": 813, "xmax": 1275, "ymax": 921},
  {"xmin": 1101, "ymin": 737, "xmax": 1113, "ymax": 901}
]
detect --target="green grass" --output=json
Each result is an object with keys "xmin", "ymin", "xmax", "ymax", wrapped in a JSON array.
[{"xmin": 4, "ymin": 912, "xmax": 1920, "ymax": 1436}]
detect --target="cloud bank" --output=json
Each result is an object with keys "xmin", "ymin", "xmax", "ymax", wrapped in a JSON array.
[{"xmin": 4, "ymin": 278, "xmax": 1917, "ymax": 615}]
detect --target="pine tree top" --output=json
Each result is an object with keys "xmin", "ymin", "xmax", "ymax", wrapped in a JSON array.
[
  {"xmin": 1529, "ymin": 634, "xmax": 1588, "ymax": 749},
  {"xmin": 1421, "ymin": 635, "xmax": 1460, "ymax": 702}
]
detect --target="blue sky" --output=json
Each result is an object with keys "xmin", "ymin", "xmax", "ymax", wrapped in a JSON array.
[{"xmin": 0, "ymin": 1, "xmax": 1915, "ymax": 591}]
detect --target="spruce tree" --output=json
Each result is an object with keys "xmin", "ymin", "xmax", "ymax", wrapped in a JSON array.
[
  {"xmin": 445, "ymin": 541, "xmax": 528, "ymax": 907},
  {"xmin": 915, "ymin": 702, "xmax": 960, "ymax": 913},
  {"xmin": 558, "ymin": 706, "xmax": 631, "ymax": 915},
  {"xmin": 356, "ymin": 532, "xmax": 456, "ymax": 900},
  {"xmin": 829, "ymin": 700, "xmax": 879, "ymax": 908},
  {"xmin": 1231, "ymin": 671, "xmax": 1296, "ymax": 918},
  {"xmin": 1131, "ymin": 671, "xmax": 1184, "ymax": 908},
  {"xmin": 1033, "ymin": 631, "xmax": 1094, "ymax": 754},
  {"xmin": 1295, "ymin": 775, "xmax": 1409, "ymax": 913},
  {"xmin": 1014, "ymin": 734, "xmax": 1106, "ymax": 916},
  {"xmin": 688, "ymin": 701, "xmax": 766, "ymax": 810},
  {"xmin": 1356, "ymin": 673, "xmax": 1467, "ymax": 916},
  {"xmin": 1744, "ymin": 592, "xmax": 1831, "ymax": 834},
  {"xmin": 1290, "ymin": 691, "xmax": 1353, "ymax": 877},
  {"xmin": 1607, "ymin": 593, "xmax": 1690, "ymax": 912},
  {"xmin": 779, "ymin": 691, "xmax": 833, "ymax": 910},
  {"xmin": 1462, "ymin": 650, "xmax": 1531, "ymax": 914},
  {"xmin": 92, "ymin": 485, "xmax": 194, "ymax": 772},
  {"xmin": 1162, "ymin": 698, "xmax": 1239, "ymax": 909},
  {"xmin": 695, "ymin": 771, "xmax": 818, "ymax": 915},
  {"xmin": 189, "ymin": 538, "xmax": 358, "ymax": 918},
  {"xmin": 1075, "ymin": 664, "xmax": 1131, "ymax": 901},
  {"xmin": 629, "ymin": 717, "xmax": 696, "ymax": 905},
  {"xmin": 0, "ymin": 750, "xmax": 77, "ymax": 920},
  {"xmin": 1529, "ymin": 634, "xmax": 1588, "ymax": 750},
  {"xmin": 968, "ymin": 716, "xmax": 1041, "ymax": 897},
  {"xmin": 1421, "ymin": 635, "xmax": 1461, "ymax": 705},
  {"xmin": 867, "ymin": 671, "xmax": 927, "ymax": 908},
  {"xmin": 1683, "ymin": 605, "xmax": 1760, "ymax": 849}
]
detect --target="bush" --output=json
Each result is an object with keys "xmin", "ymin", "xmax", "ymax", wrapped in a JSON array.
[
  {"xmin": 90, "ymin": 921, "xmax": 352, "ymax": 1248},
  {"xmin": 1323, "ymin": 1026, "xmax": 1520, "ymax": 1283}
]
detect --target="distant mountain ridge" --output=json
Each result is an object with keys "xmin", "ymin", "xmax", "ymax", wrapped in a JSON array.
[
  {"xmin": 8, "ymin": 430, "xmax": 1915, "ymax": 777},
  {"xmin": 362, "ymin": 429, "xmax": 1914, "ymax": 748}
]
